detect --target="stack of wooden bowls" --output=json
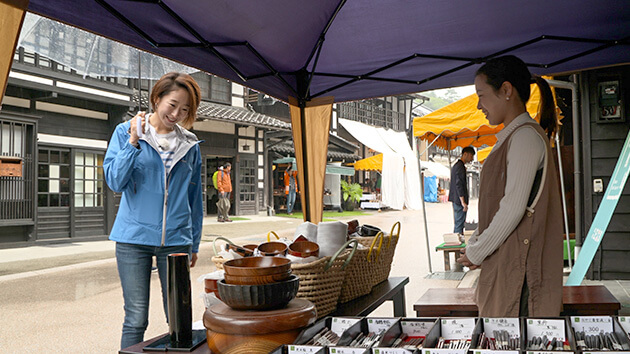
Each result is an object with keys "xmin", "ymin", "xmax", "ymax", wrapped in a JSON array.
[{"xmin": 218, "ymin": 256, "xmax": 298, "ymax": 310}]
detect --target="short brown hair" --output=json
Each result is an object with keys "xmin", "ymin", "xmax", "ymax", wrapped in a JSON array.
[{"xmin": 150, "ymin": 72, "xmax": 201, "ymax": 129}]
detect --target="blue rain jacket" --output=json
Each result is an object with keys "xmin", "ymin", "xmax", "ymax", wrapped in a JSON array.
[{"xmin": 104, "ymin": 120, "xmax": 203, "ymax": 253}]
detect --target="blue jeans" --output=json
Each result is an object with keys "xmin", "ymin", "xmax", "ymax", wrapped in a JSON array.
[
  {"xmin": 452, "ymin": 203, "xmax": 467, "ymax": 234},
  {"xmin": 287, "ymin": 188, "xmax": 297, "ymax": 214},
  {"xmin": 116, "ymin": 242, "xmax": 192, "ymax": 349}
]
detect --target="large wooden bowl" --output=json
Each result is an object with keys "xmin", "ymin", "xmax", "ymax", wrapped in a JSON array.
[
  {"xmin": 223, "ymin": 256, "xmax": 291, "ymax": 276},
  {"xmin": 217, "ymin": 275, "xmax": 299, "ymax": 310},
  {"xmin": 224, "ymin": 271, "xmax": 292, "ymax": 285}
]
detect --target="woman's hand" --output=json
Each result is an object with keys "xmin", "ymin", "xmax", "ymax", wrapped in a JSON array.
[
  {"xmin": 190, "ymin": 253, "xmax": 198, "ymax": 267},
  {"xmin": 129, "ymin": 111, "xmax": 146, "ymax": 147},
  {"xmin": 456, "ymin": 249, "xmax": 479, "ymax": 270}
]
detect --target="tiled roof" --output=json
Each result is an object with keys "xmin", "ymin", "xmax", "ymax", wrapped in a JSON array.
[
  {"xmin": 197, "ymin": 101, "xmax": 291, "ymax": 130},
  {"xmin": 270, "ymin": 142, "xmax": 360, "ymax": 161},
  {"xmin": 132, "ymin": 92, "xmax": 290, "ymax": 130}
]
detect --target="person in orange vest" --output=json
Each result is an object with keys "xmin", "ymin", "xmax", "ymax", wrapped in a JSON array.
[
  {"xmin": 283, "ymin": 162, "xmax": 298, "ymax": 215},
  {"xmin": 216, "ymin": 162, "xmax": 233, "ymax": 222}
]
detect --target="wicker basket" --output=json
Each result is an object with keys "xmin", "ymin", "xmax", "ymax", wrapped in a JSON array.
[
  {"xmin": 291, "ymin": 239, "xmax": 357, "ymax": 318},
  {"xmin": 372, "ymin": 222, "xmax": 401, "ymax": 285},
  {"xmin": 211, "ymin": 236, "xmax": 235, "ymax": 270},
  {"xmin": 338, "ymin": 232, "xmax": 384, "ymax": 303}
]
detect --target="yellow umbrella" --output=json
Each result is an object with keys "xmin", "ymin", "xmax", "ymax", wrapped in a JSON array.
[
  {"xmin": 413, "ymin": 83, "xmax": 549, "ymax": 150},
  {"xmin": 352, "ymin": 153, "xmax": 383, "ymax": 172},
  {"xmin": 477, "ymin": 146, "xmax": 493, "ymax": 163}
]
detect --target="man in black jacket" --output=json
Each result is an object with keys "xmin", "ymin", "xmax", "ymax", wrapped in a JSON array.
[{"xmin": 448, "ymin": 146, "xmax": 475, "ymax": 234}]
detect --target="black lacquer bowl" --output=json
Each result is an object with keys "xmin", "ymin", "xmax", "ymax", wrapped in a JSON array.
[{"xmin": 217, "ymin": 274, "xmax": 299, "ymax": 310}]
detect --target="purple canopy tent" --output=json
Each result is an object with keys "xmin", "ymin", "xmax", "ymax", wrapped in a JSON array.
[{"xmin": 1, "ymin": 0, "xmax": 630, "ymax": 222}]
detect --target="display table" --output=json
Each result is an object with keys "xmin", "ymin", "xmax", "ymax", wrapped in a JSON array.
[
  {"xmin": 120, "ymin": 277, "xmax": 409, "ymax": 353},
  {"xmin": 331, "ymin": 276, "xmax": 409, "ymax": 317},
  {"xmin": 413, "ymin": 285, "xmax": 621, "ymax": 317},
  {"xmin": 435, "ymin": 242, "xmax": 466, "ymax": 271}
]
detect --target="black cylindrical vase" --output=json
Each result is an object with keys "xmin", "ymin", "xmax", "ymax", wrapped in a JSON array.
[{"xmin": 167, "ymin": 253, "xmax": 192, "ymax": 346}]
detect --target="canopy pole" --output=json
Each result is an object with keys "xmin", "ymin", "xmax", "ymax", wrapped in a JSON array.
[
  {"xmin": 416, "ymin": 137, "xmax": 433, "ymax": 274},
  {"xmin": 289, "ymin": 96, "xmax": 334, "ymax": 223},
  {"xmin": 0, "ymin": 0, "xmax": 29, "ymax": 100}
]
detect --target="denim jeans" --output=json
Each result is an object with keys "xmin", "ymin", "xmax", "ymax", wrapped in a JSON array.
[
  {"xmin": 116, "ymin": 242, "xmax": 192, "ymax": 349},
  {"xmin": 287, "ymin": 188, "xmax": 297, "ymax": 214},
  {"xmin": 452, "ymin": 202, "xmax": 467, "ymax": 234}
]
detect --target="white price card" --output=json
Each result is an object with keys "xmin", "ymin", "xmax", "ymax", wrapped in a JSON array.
[
  {"xmin": 330, "ymin": 347, "xmax": 368, "ymax": 354},
  {"xmin": 472, "ymin": 350, "xmax": 519, "ymax": 354},
  {"xmin": 368, "ymin": 318, "xmax": 398, "ymax": 334},
  {"xmin": 288, "ymin": 345, "xmax": 324, "ymax": 354},
  {"xmin": 526, "ymin": 319, "xmax": 566, "ymax": 341},
  {"xmin": 527, "ymin": 352, "xmax": 574, "ymax": 354},
  {"xmin": 331, "ymin": 317, "xmax": 362, "ymax": 336},
  {"xmin": 618, "ymin": 317, "xmax": 630, "ymax": 334},
  {"xmin": 373, "ymin": 348, "xmax": 414, "ymax": 354},
  {"xmin": 483, "ymin": 318, "xmax": 520, "ymax": 337},
  {"xmin": 584, "ymin": 352, "xmax": 630, "ymax": 354},
  {"xmin": 401, "ymin": 320, "xmax": 433, "ymax": 337},
  {"xmin": 422, "ymin": 348, "xmax": 468, "ymax": 354},
  {"xmin": 570, "ymin": 316, "xmax": 614, "ymax": 334},
  {"xmin": 441, "ymin": 318, "xmax": 476, "ymax": 340}
]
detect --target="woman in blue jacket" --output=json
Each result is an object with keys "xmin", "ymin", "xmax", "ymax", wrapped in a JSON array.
[{"xmin": 104, "ymin": 72, "xmax": 203, "ymax": 349}]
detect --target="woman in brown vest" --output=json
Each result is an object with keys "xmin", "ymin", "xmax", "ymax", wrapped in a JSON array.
[{"xmin": 457, "ymin": 55, "xmax": 563, "ymax": 317}]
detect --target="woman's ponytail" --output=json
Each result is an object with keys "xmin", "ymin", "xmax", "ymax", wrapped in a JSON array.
[{"xmin": 533, "ymin": 76, "xmax": 557, "ymax": 139}]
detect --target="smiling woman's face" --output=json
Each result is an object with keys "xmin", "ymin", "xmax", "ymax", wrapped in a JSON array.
[
  {"xmin": 153, "ymin": 87, "xmax": 190, "ymax": 133},
  {"xmin": 475, "ymin": 74, "xmax": 508, "ymax": 126}
]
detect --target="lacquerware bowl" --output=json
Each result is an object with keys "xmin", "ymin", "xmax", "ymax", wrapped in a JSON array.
[
  {"xmin": 223, "ymin": 271, "xmax": 292, "ymax": 285},
  {"xmin": 224, "ymin": 243, "xmax": 255, "ymax": 257},
  {"xmin": 257, "ymin": 242, "xmax": 288, "ymax": 257},
  {"xmin": 217, "ymin": 275, "xmax": 299, "ymax": 310},
  {"xmin": 223, "ymin": 256, "xmax": 291, "ymax": 276},
  {"xmin": 360, "ymin": 224, "xmax": 381, "ymax": 236},
  {"xmin": 288, "ymin": 241, "xmax": 319, "ymax": 258}
]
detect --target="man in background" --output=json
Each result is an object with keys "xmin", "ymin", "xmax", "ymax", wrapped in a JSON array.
[
  {"xmin": 217, "ymin": 162, "xmax": 233, "ymax": 222},
  {"xmin": 449, "ymin": 147, "xmax": 475, "ymax": 234}
]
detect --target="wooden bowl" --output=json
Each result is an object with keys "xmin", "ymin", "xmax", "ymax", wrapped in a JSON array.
[
  {"xmin": 224, "ymin": 271, "xmax": 292, "ymax": 285},
  {"xmin": 288, "ymin": 241, "xmax": 319, "ymax": 258},
  {"xmin": 217, "ymin": 275, "xmax": 299, "ymax": 310},
  {"xmin": 223, "ymin": 256, "xmax": 291, "ymax": 276},
  {"xmin": 257, "ymin": 242, "xmax": 288, "ymax": 257}
]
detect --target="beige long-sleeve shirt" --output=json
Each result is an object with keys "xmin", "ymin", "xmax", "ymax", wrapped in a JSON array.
[{"xmin": 466, "ymin": 112, "xmax": 546, "ymax": 265}]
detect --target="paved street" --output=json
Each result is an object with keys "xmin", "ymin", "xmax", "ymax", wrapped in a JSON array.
[{"xmin": 1, "ymin": 200, "xmax": 628, "ymax": 353}]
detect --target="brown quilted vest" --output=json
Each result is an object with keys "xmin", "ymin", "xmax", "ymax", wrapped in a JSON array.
[{"xmin": 475, "ymin": 122, "xmax": 563, "ymax": 317}]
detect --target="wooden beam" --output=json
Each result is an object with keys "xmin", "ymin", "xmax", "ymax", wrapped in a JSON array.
[{"xmin": 0, "ymin": 0, "xmax": 29, "ymax": 100}]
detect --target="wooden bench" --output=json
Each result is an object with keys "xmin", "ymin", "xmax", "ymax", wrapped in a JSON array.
[
  {"xmin": 120, "ymin": 276, "xmax": 410, "ymax": 353},
  {"xmin": 413, "ymin": 285, "xmax": 621, "ymax": 317}
]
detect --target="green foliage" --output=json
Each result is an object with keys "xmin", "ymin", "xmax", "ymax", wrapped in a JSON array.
[{"xmin": 340, "ymin": 180, "xmax": 363, "ymax": 203}]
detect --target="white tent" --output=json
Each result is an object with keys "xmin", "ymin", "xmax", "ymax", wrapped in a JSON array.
[{"xmin": 339, "ymin": 119, "xmax": 422, "ymax": 210}]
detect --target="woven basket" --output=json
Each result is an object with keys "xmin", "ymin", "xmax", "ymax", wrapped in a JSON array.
[
  {"xmin": 291, "ymin": 239, "xmax": 357, "ymax": 318},
  {"xmin": 338, "ymin": 232, "xmax": 384, "ymax": 303},
  {"xmin": 211, "ymin": 236, "xmax": 235, "ymax": 270},
  {"xmin": 372, "ymin": 222, "xmax": 401, "ymax": 285}
]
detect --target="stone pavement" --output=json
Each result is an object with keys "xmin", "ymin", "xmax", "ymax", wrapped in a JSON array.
[{"xmin": 1, "ymin": 201, "xmax": 629, "ymax": 353}]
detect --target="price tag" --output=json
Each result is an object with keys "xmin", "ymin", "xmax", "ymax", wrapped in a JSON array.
[
  {"xmin": 526, "ymin": 319, "xmax": 565, "ymax": 341},
  {"xmin": 441, "ymin": 318, "xmax": 476, "ymax": 340},
  {"xmin": 422, "ymin": 348, "xmax": 468, "ymax": 354},
  {"xmin": 288, "ymin": 345, "xmax": 324, "ymax": 354},
  {"xmin": 483, "ymin": 318, "xmax": 520, "ymax": 337},
  {"xmin": 618, "ymin": 317, "xmax": 630, "ymax": 334},
  {"xmin": 472, "ymin": 350, "xmax": 519, "ymax": 354},
  {"xmin": 330, "ymin": 347, "xmax": 368, "ymax": 354},
  {"xmin": 527, "ymin": 352, "xmax": 574, "ymax": 354},
  {"xmin": 331, "ymin": 317, "xmax": 361, "ymax": 336},
  {"xmin": 401, "ymin": 320, "xmax": 433, "ymax": 337},
  {"xmin": 584, "ymin": 352, "xmax": 630, "ymax": 354},
  {"xmin": 368, "ymin": 318, "xmax": 398, "ymax": 334},
  {"xmin": 373, "ymin": 348, "xmax": 414, "ymax": 354},
  {"xmin": 570, "ymin": 316, "xmax": 614, "ymax": 334}
]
